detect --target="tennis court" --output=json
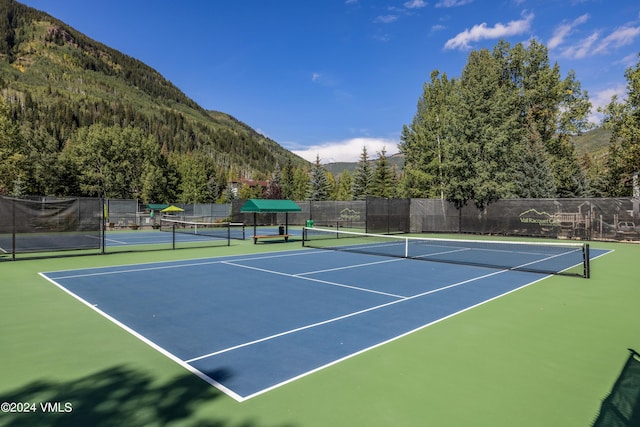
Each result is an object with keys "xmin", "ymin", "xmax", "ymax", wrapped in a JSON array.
[
  {"xmin": 104, "ymin": 223, "xmax": 302, "ymax": 247},
  {"xmin": 3, "ymin": 229, "xmax": 639, "ymax": 426},
  {"xmin": 40, "ymin": 231, "xmax": 610, "ymax": 401}
]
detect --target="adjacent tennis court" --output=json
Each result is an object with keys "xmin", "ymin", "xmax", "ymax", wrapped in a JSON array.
[{"xmin": 40, "ymin": 231, "xmax": 610, "ymax": 401}]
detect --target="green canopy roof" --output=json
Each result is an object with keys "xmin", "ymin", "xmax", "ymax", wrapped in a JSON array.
[
  {"xmin": 147, "ymin": 204, "xmax": 170, "ymax": 210},
  {"xmin": 240, "ymin": 199, "xmax": 301, "ymax": 213}
]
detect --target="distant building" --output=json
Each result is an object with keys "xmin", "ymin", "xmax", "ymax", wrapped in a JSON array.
[{"xmin": 228, "ymin": 178, "xmax": 269, "ymax": 197}]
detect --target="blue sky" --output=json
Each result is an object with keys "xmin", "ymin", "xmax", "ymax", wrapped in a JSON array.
[{"xmin": 19, "ymin": 0, "xmax": 640, "ymax": 163}]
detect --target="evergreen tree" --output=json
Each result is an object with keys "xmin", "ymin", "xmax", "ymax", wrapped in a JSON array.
[
  {"xmin": 513, "ymin": 110, "xmax": 556, "ymax": 198},
  {"xmin": 281, "ymin": 156, "xmax": 295, "ymax": 199},
  {"xmin": 205, "ymin": 175, "xmax": 220, "ymax": 203},
  {"xmin": 601, "ymin": 53, "xmax": 640, "ymax": 196},
  {"xmin": 352, "ymin": 146, "xmax": 373, "ymax": 200},
  {"xmin": 306, "ymin": 155, "xmax": 331, "ymax": 201},
  {"xmin": 455, "ymin": 48, "xmax": 522, "ymax": 209},
  {"xmin": 292, "ymin": 166, "xmax": 309, "ymax": 200},
  {"xmin": 336, "ymin": 170, "xmax": 354, "ymax": 201},
  {"xmin": 0, "ymin": 97, "xmax": 27, "ymax": 195},
  {"xmin": 372, "ymin": 147, "xmax": 395, "ymax": 198},
  {"xmin": 326, "ymin": 170, "xmax": 338, "ymax": 200},
  {"xmin": 402, "ymin": 39, "xmax": 592, "ymax": 205},
  {"xmin": 265, "ymin": 162, "xmax": 283, "ymax": 199},
  {"xmin": 400, "ymin": 70, "xmax": 457, "ymax": 199}
]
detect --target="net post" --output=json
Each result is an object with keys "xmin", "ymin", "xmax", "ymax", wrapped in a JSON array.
[
  {"xmin": 584, "ymin": 243, "xmax": 590, "ymax": 278},
  {"xmin": 404, "ymin": 237, "xmax": 409, "ymax": 258},
  {"xmin": 227, "ymin": 222, "xmax": 230, "ymax": 246},
  {"xmin": 11, "ymin": 196, "xmax": 16, "ymax": 261},
  {"xmin": 172, "ymin": 223, "xmax": 176, "ymax": 250},
  {"xmin": 302, "ymin": 227, "xmax": 307, "ymax": 247},
  {"xmin": 101, "ymin": 198, "xmax": 106, "ymax": 255}
]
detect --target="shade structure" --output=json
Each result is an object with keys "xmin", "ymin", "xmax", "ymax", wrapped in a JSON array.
[
  {"xmin": 147, "ymin": 203, "xmax": 170, "ymax": 211},
  {"xmin": 240, "ymin": 199, "xmax": 301, "ymax": 213},
  {"xmin": 160, "ymin": 205, "xmax": 184, "ymax": 213},
  {"xmin": 240, "ymin": 199, "xmax": 302, "ymax": 240}
]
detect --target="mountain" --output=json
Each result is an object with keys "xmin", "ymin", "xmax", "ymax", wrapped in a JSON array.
[
  {"xmin": 0, "ymin": 0, "xmax": 307, "ymax": 196},
  {"xmin": 572, "ymin": 126, "xmax": 612, "ymax": 157},
  {"xmin": 324, "ymin": 153, "xmax": 405, "ymax": 176}
]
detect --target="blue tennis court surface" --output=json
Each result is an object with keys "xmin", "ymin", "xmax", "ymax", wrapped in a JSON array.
[
  {"xmin": 40, "ymin": 246, "xmax": 610, "ymax": 401},
  {"xmin": 103, "ymin": 230, "xmax": 228, "ymax": 246},
  {"xmin": 103, "ymin": 227, "xmax": 300, "ymax": 247}
]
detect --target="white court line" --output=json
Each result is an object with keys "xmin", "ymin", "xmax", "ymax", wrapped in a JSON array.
[
  {"xmin": 186, "ymin": 266, "xmax": 511, "ymax": 364},
  {"xmin": 38, "ymin": 272, "xmax": 245, "ymax": 402},
  {"xmin": 241, "ymin": 273, "xmax": 553, "ymax": 401},
  {"xmin": 41, "ymin": 248, "xmax": 612, "ymax": 402},
  {"xmin": 103, "ymin": 237, "xmax": 129, "ymax": 244},
  {"xmin": 221, "ymin": 261, "xmax": 407, "ymax": 299},
  {"xmin": 188, "ymin": 248, "xmax": 582, "ymax": 366},
  {"xmin": 46, "ymin": 249, "xmax": 323, "ymax": 279},
  {"xmin": 413, "ymin": 247, "xmax": 471, "ymax": 258},
  {"xmin": 294, "ymin": 257, "xmax": 402, "ymax": 276}
]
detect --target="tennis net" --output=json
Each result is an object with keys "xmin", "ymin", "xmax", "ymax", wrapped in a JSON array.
[
  {"xmin": 160, "ymin": 218, "xmax": 245, "ymax": 241},
  {"xmin": 302, "ymin": 227, "xmax": 590, "ymax": 278}
]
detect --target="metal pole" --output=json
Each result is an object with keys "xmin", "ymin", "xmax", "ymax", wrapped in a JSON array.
[
  {"xmin": 12, "ymin": 197, "xmax": 16, "ymax": 261},
  {"xmin": 101, "ymin": 198, "xmax": 106, "ymax": 254}
]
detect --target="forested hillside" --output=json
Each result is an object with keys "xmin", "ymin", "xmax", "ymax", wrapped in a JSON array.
[
  {"xmin": 0, "ymin": 0, "xmax": 307, "ymax": 202},
  {"xmin": 0, "ymin": 0, "xmax": 637, "ymax": 205}
]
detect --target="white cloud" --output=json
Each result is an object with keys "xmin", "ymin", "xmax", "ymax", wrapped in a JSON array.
[
  {"xmin": 290, "ymin": 137, "xmax": 399, "ymax": 163},
  {"xmin": 558, "ymin": 23, "xmax": 640, "ymax": 59},
  {"xmin": 618, "ymin": 52, "xmax": 639, "ymax": 68},
  {"xmin": 444, "ymin": 12, "xmax": 534, "ymax": 50},
  {"xmin": 311, "ymin": 72, "xmax": 339, "ymax": 87},
  {"xmin": 435, "ymin": 0, "xmax": 473, "ymax": 8},
  {"xmin": 588, "ymin": 84, "xmax": 626, "ymax": 124},
  {"xmin": 548, "ymin": 14, "xmax": 589, "ymax": 49},
  {"xmin": 559, "ymin": 31, "xmax": 599, "ymax": 59},
  {"xmin": 404, "ymin": 0, "xmax": 427, "ymax": 9},
  {"xmin": 374, "ymin": 15, "xmax": 399, "ymax": 24},
  {"xmin": 593, "ymin": 25, "xmax": 640, "ymax": 55}
]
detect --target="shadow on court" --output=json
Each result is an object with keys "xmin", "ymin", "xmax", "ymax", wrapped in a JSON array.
[
  {"xmin": 0, "ymin": 365, "xmax": 293, "ymax": 427},
  {"xmin": 592, "ymin": 349, "xmax": 640, "ymax": 427}
]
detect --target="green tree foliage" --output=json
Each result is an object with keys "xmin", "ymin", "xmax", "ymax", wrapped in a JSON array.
[
  {"xmin": 281, "ymin": 157, "xmax": 295, "ymax": 199},
  {"xmin": 336, "ymin": 170, "xmax": 353, "ymax": 201},
  {"xmin": 306, "ymin": 155, "xmax": 332, "ymax": 201},
  {"xmin": 326, "ymin": 170, "xmax": 338, "ymax": 200},
  {"xmin": 291, "ymin": 166, "xmax": 309, "ymax": 200},
  {"xmin": 601, "ymin": 54, "xmax": 640, "ymax": 196},
  {"xmin": 61, "ymin": 124, "xmax": 174, "ymax": 201},
  {"xmin": 171, "ymin": 152, "xmax": 213, "ymax": 204},
  {"xmin": 265, "ymin": 162, "xmax": 283, "ymax": 199},
  {"xmin": 454, "ymin": 48, "xmax": 523, "ymax": 208},
  {"xmin": 400, "ymin": 70, "xmax": 457, "ymax": 199},
  {"xmin": 371, "ymin": 147, "xmax": 396, "ymax": 198},
  {"xmin": 352, "ymin": 146, "xmax": 373, "ymax": 200},
  {"xmin": 515, "ymin": 110, "xmax": 556, "ymax": 197},
  {"xmin": 401, "ymin": 39, "xmax": 592, "ymax": 206},
  {"xmin": 0, "ymin": 96, "xmax": 27, "ymax": 194},
  {"xmin": 238, "ymin": 183, "xmax": 263, "ymax": 200}
]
